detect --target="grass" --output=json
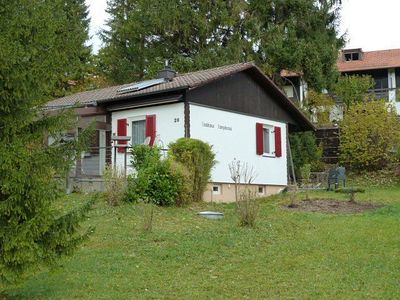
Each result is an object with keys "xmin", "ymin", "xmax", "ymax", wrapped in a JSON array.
[{"xmin": 2, "ymin": 184, "xmax": 400, "ymax": 299}]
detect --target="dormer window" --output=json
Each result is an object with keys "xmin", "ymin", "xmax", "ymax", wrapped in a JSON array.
[{"xmin": 343, "ymin": 49, "xmax": 363, "ymax": 61}]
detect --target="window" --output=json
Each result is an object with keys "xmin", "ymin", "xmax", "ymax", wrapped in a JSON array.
[
  {"xmin": 256, "ymin": 123, "xmax": 282, "ymax": 157},
  {"xmin": 132, "ymin": 120, "xmax": 146, "ymax": 145},
  {"xmin": 283, "ymin": 85, "xmax": 294, "ymax": 98},
  {"xmin": 258, "ymin": 186, "xmax": 265, "ymax": 194},
  {"xmin": 344, "ymin": 52, "xmax": 361, "ymax": 61},
  {"xmin": 212, "ymin": 185, "xmax": 222, "ymax": 195},
  {"xmin": 263, "ymin": 126, "xmax": 274, "ymax": 156}
]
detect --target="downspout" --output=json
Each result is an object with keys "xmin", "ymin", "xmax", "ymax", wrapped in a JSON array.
[{"xmin": 183, "ymin": 89, "xmax": 190, "ymax": 138}]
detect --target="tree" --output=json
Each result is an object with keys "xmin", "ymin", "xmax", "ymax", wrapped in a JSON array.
[
  {"xmin": 52, "ymin": 0, "xmax": 92, "ymax": 97},
  {"xmin": 334, "ymin": 75, "xmax": 375, "ymax": 111},
  {"xmin": 99, "ymin": 0, "xmax": 343, "ymax": 90},
  {"xmin": 289, "ymin": 132, "xmax": 323, "ymax": 177},
  {"xmin": 340, "ymin": 100, "xmax": 400, "ymax": 171},
  {"xmin": 0, "ymin": 0, "xmax": 93, "ymax": 283}
]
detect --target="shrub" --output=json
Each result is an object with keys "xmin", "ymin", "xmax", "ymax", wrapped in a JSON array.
[
  {"xmin": 300, "ymin": 163, "xmax": 312, "ymax": 200},
  {"xmin": 237, "ymin": 189, "xmax": 259, "ymax": 227},
  {"xmin": 126, "ymin": 145, "xmax": 189, "ymax": 206},
  {"xmin": 340, "ymin": 100, "xmax": 400, "ymax": 171},
  {"xmin": 130, "ymin": 144, "xmax": 161, "ymax": 171},
  {"xmin": 334, "ymin": 75, "xmax": 375, "ymax": 111},
  {"xmin": 168, "ymin": 138, "xmax": 216, "ymax": 202},
  {"xmin": 103, "ymin": 165, "xmax": 127, "ymax": 206},
  {"xmin": 289, "ymin": 132, "xmax": 323, "ymax": 177}
]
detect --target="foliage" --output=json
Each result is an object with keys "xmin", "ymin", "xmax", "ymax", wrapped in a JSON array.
[
  {"xmin": 334, "ymin": 75, "xmax": 375, "ymax": 111},
  {"xmin": 100, "ymin": 0, "xmax": 343, "ymax": 90},
  {"xmin": 126, "ymin": 146, "xmax": 189, "ymax": 206},
  {"xmin": 289, "ymin": 132, "xmax": 323, "ymax": 177},
  {"xmin": 0, "ymin": 0, "xmax": 93, "ymax": 283},
  {"xmin": 130, "ymin": 144, "xmax": 161, "ymax": 172},
  {"xmin": 304, "ymin": 90, "xmax": 335, "ymax": 126},
  {"xmin": 169, "ymin": 138, "xmax": 216, "ymax": 202},
  {"xmin": 52, "ymin": 0, "xmax": 92, "ymax": 97},
  {"xmin": 237, "ymin": 189, "xmax": 259, "ymax": 227},
  {"xmin": 340, "ymin": 100, "xmax": 400, "ymax": 171},
  {"xmin": 103, "ymin": 165, "xmax": 127, "ymax": 206}
]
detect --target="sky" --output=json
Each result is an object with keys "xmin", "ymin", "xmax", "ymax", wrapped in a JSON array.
[{"xmin": 86, "ymin": 0, "xmax": 400, "ymax": 54}]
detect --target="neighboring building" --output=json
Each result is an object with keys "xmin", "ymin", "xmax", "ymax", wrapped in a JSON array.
[
  {"xmin": 47, "ymin": 62, "xmax": 314, "ymax": 202},
  {"xmin": 281, "ymin": 47, "xmax": 400, "ymax": 114},
  {"xmin": 337, "ymin": 48, "xmax": 400, "ymax": 112},
  {"xmin": 280, "ymin": 70, "xmax": 307, "ymax": 104}
]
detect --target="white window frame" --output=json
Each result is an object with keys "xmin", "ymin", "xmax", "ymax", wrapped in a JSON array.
[
  {"xmin": 212, "ymin": 184, "xmax": 222, "ymax": 195},
  {"xmin": 262, "ymin": 125, "xmax": 276, "ymax": 157}
]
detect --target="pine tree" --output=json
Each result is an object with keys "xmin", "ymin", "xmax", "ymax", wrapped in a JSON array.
[
  {"xmin": 53, "ymin": 0, "xmax": 92, "ymax": 96},
  {"xmin": 99, "ymin": 0, "xmax": 343, "ymax": 89},
  {"xmin": 0, "ymin": 0, "xmax": 93, "ymax": 283}
]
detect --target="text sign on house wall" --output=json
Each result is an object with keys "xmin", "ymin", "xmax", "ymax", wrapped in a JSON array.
[{"xmin": 202, "ymin": 122, "xmax": 233, "ymax": 131}]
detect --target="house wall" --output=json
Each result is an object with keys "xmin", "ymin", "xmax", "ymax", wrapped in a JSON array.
[
  {"xmin": 189, "ymin": 104, "xmax": 288, "ymax": 187},
  {"xmin": 203, "ymin": 183, "xmax": 285, "ymax": 203},
  {"xmin": 187, "ymin": 71, "xmax": 298, "ymax": 126},
  {"xmin": 111, "ymin": 103, "xmax": 185, "ymax": 171}
]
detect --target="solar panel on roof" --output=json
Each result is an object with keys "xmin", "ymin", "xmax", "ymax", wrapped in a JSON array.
[{"xmin": 117, "ymin": 78, "xmax": 167, "ymax": 95}]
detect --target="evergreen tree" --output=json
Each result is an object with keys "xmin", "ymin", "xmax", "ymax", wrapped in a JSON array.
[
  {"xmin": 53, "ymin": 0, "xmax": 92, "ymax": 96},
  {"xmin": 100, "ymin": 0, "xmax": 343, "ymax": 90},
  {"xmin": 0, "ymin": 0, "xmax": 93, "ymax": 283}
]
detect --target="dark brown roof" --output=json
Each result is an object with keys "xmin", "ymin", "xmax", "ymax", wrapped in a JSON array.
[
  {"xmin": 46, "ymin": 62, "xmax": 254, "ymax": 108},
  {"xmin": 337, "ymin": 48, "xmax": 400, "ymax": 72},
  {"xmin": 47, "ymin": 62, "xmax": 314, "ymax": 131}
]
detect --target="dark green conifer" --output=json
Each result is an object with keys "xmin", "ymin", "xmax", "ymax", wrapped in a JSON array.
[{"xmin": 0, "ymin": 0, "xmax": 93, "ymax": 283}]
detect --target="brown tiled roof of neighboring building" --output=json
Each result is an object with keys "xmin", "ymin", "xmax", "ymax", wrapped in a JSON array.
[
  {"xmin": 337, "ymin": 48, "xmax": 400, "ymax": 72},
  {"xmin": 46, "ymin": 62, "xmax": 255, "ymax": 108}
]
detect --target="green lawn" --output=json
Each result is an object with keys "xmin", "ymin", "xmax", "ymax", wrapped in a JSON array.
[{"xmin": 3, "ymin": 184, "xmax": 400, "ymax": 299}]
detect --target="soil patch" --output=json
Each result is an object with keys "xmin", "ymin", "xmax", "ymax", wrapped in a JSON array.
[{"xmin": 284, "ymin": 199, "xmax": 382, "ymax": 214}]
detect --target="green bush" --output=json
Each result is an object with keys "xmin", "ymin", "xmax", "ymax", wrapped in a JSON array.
[
  {"xmin": 126, "ymin": 145, "xmax": 189, "ymax": 206},
  {"xmin": 289, "ymin": 132, "xmax": 323, "ymax": 177},
  {"xmin": 340, "ymin": 100, "xmax": 400, "ymax": 171},
  {"xmin": 168, "ymin": 138, "xmax": 216, "ymax": 202},
  {"xmin": 130, "ymin": 144, "xmax": 161, "ymax": 171},
  {"xmin": 334, "ymin": 75, "xmax": 375, "ymax": 111}
]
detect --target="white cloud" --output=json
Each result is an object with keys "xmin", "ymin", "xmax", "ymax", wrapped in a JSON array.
[{"xmin": 339, "ymin": 0, "xmax": 400, "ymax": 51}]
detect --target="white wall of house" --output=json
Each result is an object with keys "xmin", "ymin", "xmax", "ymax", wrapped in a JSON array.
[
  {"xmin": 189, "ymin": 104, "xmax": 287, "ymax": 186},
  {"xmin": 111, "ymin": 103, "xmax": 185, "ymax": 170}
]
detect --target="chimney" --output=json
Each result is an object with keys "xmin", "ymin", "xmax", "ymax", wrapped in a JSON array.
[{"xmin": 157, "ymin": 60, "xmax": 176, "ymax": 81}]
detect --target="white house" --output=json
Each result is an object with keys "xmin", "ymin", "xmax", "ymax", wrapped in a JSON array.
[{"xmin": 47, "ymin": 62, "xmax": 314, "ymax": 202}]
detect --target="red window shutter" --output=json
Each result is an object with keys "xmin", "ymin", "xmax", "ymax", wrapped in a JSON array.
[
  {"xmin": 145, "ymin": 115, "xmax": 156, "ymax": 146},
  {"xmin": 117, "ymin": 118, "xmax": 127, "ymax": 153},
  {"xmin": 274, "ymin": 126, "xmax": 282, "ymax": 157},
  {"xmin": 256, "ymin": 123, "xmax": 264, "ymax": 155}
]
